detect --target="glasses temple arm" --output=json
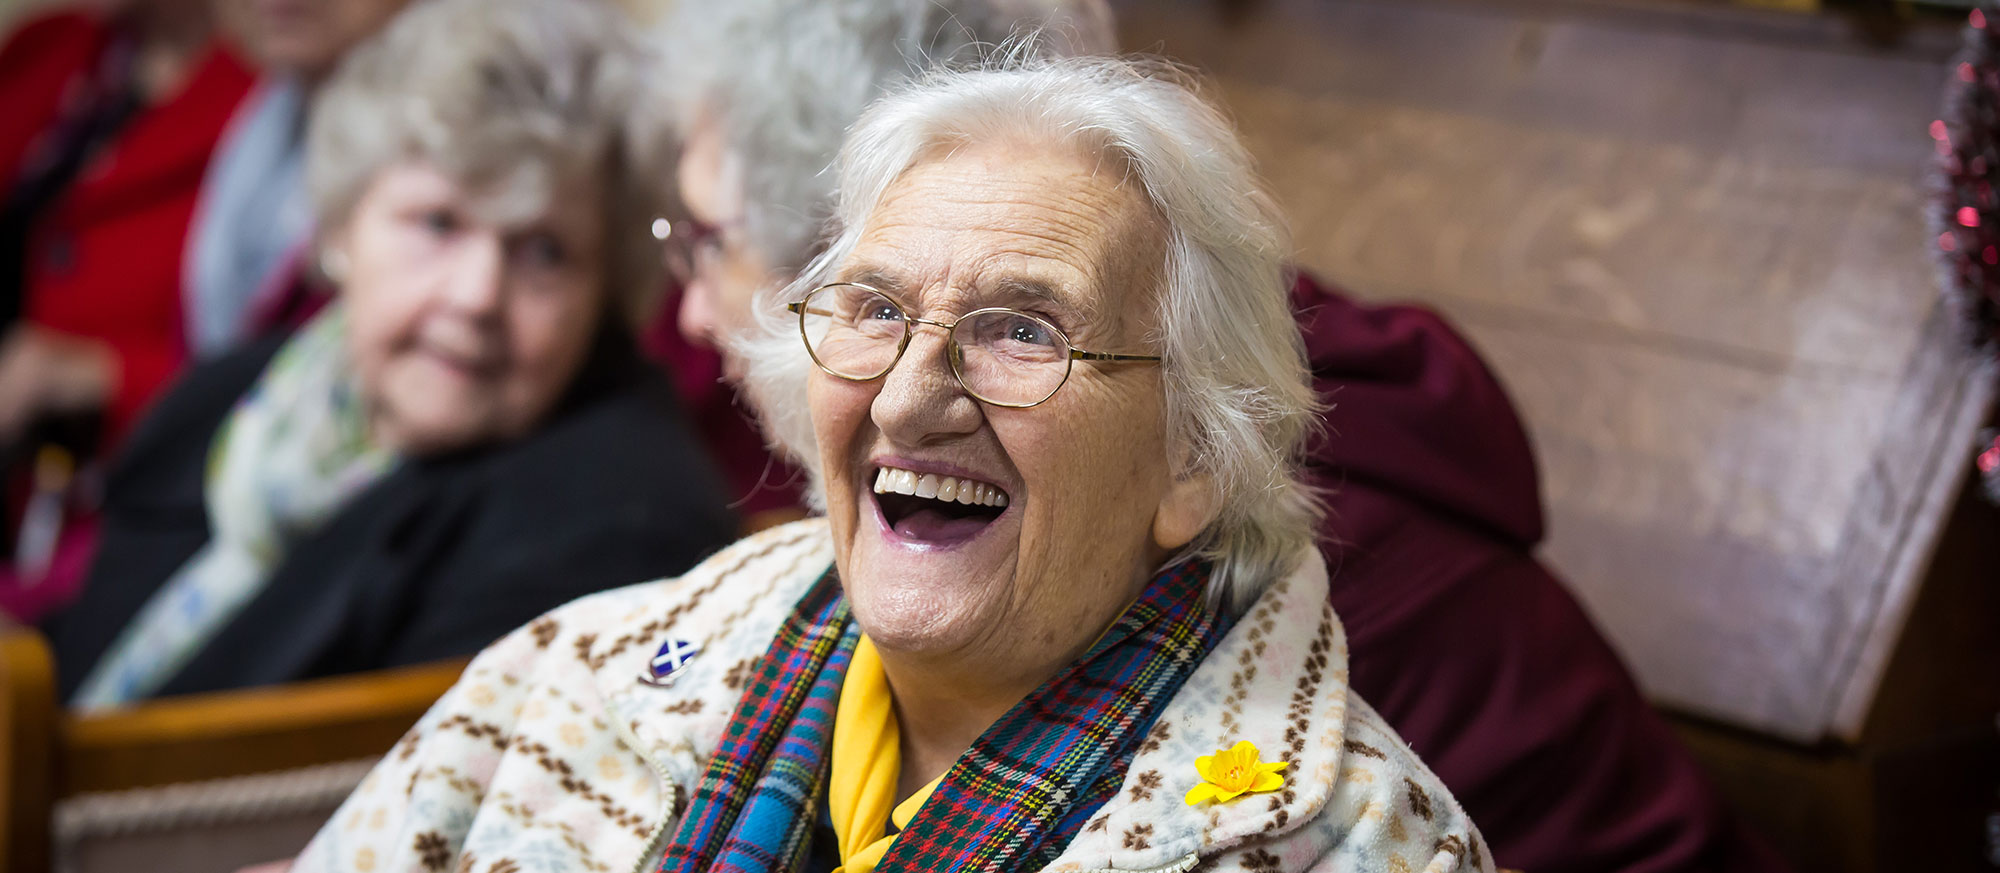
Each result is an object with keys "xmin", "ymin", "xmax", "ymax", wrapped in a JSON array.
[{"xmin": 1070, "ymin": 350, "xmax": 1163, "ymax": 362}]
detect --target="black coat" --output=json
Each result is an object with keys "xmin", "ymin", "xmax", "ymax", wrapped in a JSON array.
[{"xmin": 46, "ymin": 334, "xmax": 739, "ymax": 701}]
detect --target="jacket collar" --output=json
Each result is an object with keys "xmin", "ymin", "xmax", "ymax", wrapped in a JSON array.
[{"xmin": 1045, "ymin": 553, "xmax": 1350, "ymax": 872}]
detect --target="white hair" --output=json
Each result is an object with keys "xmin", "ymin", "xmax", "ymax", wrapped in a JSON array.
[
  {"xmin": 651, "ymin": 0, "xmax": 1114, "ymax": 274},
  {"xmin": 306, "ymin": 0, "xmax": 667, "ymax": 326},
  {"xmin": 736, "ymin": 55, "xmax": 1323, "ymax": 612}
]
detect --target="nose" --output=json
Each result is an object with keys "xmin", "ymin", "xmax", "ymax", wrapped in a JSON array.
[
  {"xmin": 870, "ymin": 325, "xmax": 982, "ymax": 447},
  {"xmin": 441, "ymin": 232, "xmax": 505, "ymax": 318},
  {"xmin": 678, "ymin": 279, "xmax": 720, "ymax": 349}
]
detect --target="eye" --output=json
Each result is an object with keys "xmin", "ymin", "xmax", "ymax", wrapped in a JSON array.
[
  {"xmin": 965, "ymin": 311, "xmax": 1064, "ymax": 363},
  {"xmin": 513, "ymin": 232, "xmax": 568, "ymax": 268},
  {"xmin": 845, "ymin": 293, "xmax": 905, "ymax": 339},
  {"xmin": 419, "ymin": 208, "xmax": 460, "ymax": 236},
  {"xmin": 1006, "ymin": 318, "xmax": 1054, "ymax": 347}
]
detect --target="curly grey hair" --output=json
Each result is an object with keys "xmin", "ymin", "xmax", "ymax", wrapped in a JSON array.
[
  {"xmin": 736, "ymin": 55, "xmax": 1323, "ymax": 612},
  {"xmin": 652, "ymin": 0, "xmax": 1114, "ymax": 275},
  {"xmin": 305, "ymin": 0, "xmax": 666, "ymax": 327}
]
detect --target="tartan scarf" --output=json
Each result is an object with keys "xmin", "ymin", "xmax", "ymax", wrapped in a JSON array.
[{"xmin": 656, "ymin": 560, "xmax": 1232, "ymax": 873}]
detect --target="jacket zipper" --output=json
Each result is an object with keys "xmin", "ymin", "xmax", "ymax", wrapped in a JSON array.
[{"xmin": 612, "ymin": 702, "xmax": 678, "ymax": 873}]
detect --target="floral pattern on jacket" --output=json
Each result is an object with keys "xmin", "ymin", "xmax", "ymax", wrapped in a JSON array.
[{"xmin": 293, "ymin": 520, "xmax": 1495, "ymax": 873}]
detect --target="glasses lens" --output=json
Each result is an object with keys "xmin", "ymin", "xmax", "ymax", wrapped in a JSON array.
[
  {"xmin": 954, "ymin": 309, "xmax": 1070, "ymax": 406},
  {"xmin": 664, "ymin": 243, "xmax": 694, "ymax": 285},
  {"xmin": 674, "ymin": 220, "xmax": 726, "ymax": 281},
  {"xmin": 800, "ymin": 284, "xmax": 906, "ymax": 379}
]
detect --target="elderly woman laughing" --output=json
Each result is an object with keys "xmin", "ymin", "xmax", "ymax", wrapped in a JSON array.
[{"xmin": 294, "ymin": 56, "xmax": 1492, "ymax": 873}]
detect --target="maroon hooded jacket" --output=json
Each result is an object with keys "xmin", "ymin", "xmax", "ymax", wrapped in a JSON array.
[
  {"xmin": 648, "ymin": 274, "xmax": 1791, "ymax": 872},
  {"xmin": 1296, "ymin": 272, "xmax": 1789, "ymax": 872}
]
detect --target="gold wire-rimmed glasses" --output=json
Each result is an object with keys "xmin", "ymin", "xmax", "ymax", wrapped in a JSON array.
[{"xmin": 786, "ymin": 282, "xmax": 1162, "ymax": 408}]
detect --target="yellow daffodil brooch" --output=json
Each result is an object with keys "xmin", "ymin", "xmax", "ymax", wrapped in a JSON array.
[{"xmin": 1184, "ymin": 740, "xmax": 1288, "ymax": 806}]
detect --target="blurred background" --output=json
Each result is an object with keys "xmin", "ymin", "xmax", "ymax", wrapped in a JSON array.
[{"xmin": 0, "ymin": 0, "xmax": 1994, "ymax": 872}]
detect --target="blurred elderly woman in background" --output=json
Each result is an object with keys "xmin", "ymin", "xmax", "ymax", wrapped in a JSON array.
[
  {"xmin": 293, "ymin": 56, "xmax": 1491, "ymax": 873},
  {"xmin": 651, "ymin": 2, "xmax": 1789, "ymax": 870},
  {"xmin": 43, "ymin": 0, "xmax": 736, "ymax": 707}
]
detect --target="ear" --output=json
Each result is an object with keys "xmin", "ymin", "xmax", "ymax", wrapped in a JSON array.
[
  {"xmin": 1151, "ymin": 470, "xmax": 1218, "ymax": 552},
  {"xmin": 317, "ymin": 228, "xmax": 353, "ymax": 287}
]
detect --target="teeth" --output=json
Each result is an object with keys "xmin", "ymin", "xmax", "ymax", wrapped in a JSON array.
[{"xmin": 870, "ymin": 465, "xmax": 1008, "ymax": 508}]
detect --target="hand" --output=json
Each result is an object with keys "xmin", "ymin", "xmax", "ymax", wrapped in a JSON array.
[{"xmin": 0, "ymin": 326, "xmax": 115, "ymax": 445}]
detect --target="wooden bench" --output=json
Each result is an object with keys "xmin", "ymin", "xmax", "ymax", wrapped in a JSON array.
[{"xmin": 0, "ymin": 626, "xmax": 464, "ymax": 873}]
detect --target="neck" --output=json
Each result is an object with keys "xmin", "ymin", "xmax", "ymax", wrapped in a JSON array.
[{"xmin": 126, "ymin": 6, "xmax": 210, "ymax": 101}]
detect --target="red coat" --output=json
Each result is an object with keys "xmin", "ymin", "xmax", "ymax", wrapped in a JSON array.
[{"xmin": 0, "ymin": 12, "xmax": 253, "ymax": 442}]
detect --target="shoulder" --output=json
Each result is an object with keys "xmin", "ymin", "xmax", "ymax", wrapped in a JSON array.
[
  {"xmin": 402, "ymin": 519, "xmax": 835, "ymax": 728},
  {"xmin": 143, "ymin": 334, "xmax": 285, "ymax": 428},
  {"xmin": 435, "ymin": 370, "xmax": 738, "ymax": 551},
  {"xmin": 297, "ymin": 521, "xmax": 836, "ymax": 873},
  {"xmin": 508, "ymin": 518, "xmax": 833, "ymax": 706},
  {"xmin": 471, "ymin": 369, "xmax": 722, "ymax": 505},
  {"xmin": 0, "ymin": 11, "xmax": 103, "ymax": 63},
  {"xmin": 105, "ymin": 335, "xmax": 287, "ymax": 494},
  {"xmin": 510, "ymin": 518, "xmax": 835, "ymax": 668},
  {"xmin": 0, "ymin": 11, "xmax": 107, "ymax": 173}
]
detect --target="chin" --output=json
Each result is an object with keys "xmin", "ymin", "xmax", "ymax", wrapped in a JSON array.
[
  {"xmin": 378, "ymin": 407, "xmax": 491, "ymax": 456},
  {"xmin": 845, "ymin": 582, "xmax": 972, "ymax": 653}
]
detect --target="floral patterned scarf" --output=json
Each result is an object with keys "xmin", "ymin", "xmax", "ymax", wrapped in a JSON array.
[{"xmin": 72, "ymin": 303, "xmax": 396, "ymax": 708}]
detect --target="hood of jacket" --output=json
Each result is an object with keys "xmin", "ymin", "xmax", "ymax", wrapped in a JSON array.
[{"xmin": 1295, "ymin": 272, "xmax": 1545, "ymax": 553}]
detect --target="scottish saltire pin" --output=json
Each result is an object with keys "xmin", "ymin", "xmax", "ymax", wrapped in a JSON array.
[{"xmin": 639, "ymin": 638, "xmax": 701, "ymax": 688}]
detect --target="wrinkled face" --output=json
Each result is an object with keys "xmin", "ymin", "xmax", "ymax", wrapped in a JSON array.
[
  {"xmin": 330, "ymin": 160, "xmax": 608, "ymax": 456},
  {"xmin": 674, "ymin": 112, "xmax": 783, "ymax": 377},
  {"xmin": 238, "ymin": 0, "xmax": 412, "ymax": 76},
  {"xmin": 810, "ymin": 139, "xmax": 1210, "ymax": 685}
]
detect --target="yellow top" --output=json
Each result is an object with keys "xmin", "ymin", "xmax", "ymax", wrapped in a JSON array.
[{"xmin": 827, "ymin": 635, "xmax": 941, "ymax": 873}]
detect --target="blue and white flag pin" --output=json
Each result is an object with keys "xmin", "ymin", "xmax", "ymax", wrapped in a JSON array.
[{"xmin": 639, "ymin": 638, "xmax": 701, "ymax": 688}]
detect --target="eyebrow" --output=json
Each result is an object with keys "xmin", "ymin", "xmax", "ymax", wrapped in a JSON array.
[
  {"xmin": 834, "ymin": 265, "xmax": 1094, "ymax": 322},
  {"xmin": 839, "ymin": 266, "xmax": 909, "ymax": 297},
  {"xmin": 991, "ymin": 276, "xmax": 1064, "ymax": 307}
]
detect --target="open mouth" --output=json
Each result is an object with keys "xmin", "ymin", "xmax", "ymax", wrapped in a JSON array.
[
  {"xmin": 417, "ymin": 344, "xmax": 504, "ymax": 381},
  {"xmin": 872, "ymin": 465, "xmax": 1008, "ymax": 546}
]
